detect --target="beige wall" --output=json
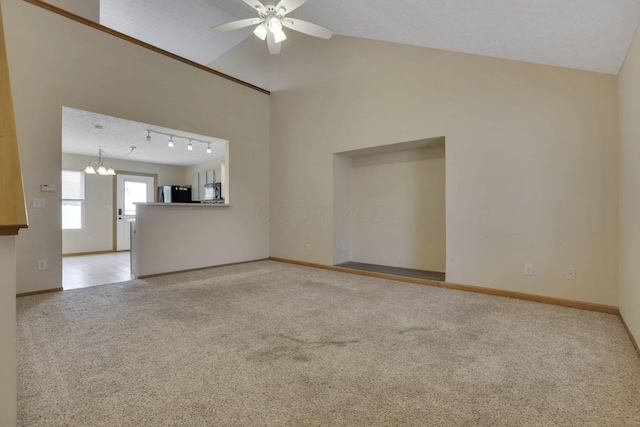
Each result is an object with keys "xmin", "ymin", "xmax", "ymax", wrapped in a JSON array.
[
  {"xmin": 618, "ymin": 26, "xmax": 640, "ymax": 343},
  {"xmin": 0, "ymin": 236, "xmax": 16, "ymax": 426},
  {"xmin": 61, "ymin": 153, "xmax": 189, "ymax": 254},
  {"xmin": 3, "ymin": 0, "xmax": 270, "ymax": 294},
  {"xmin": 332, "ymin": 154, "xmax": 352, "ymax": 265},
  {"xmin": 269, "ymin": 35, "xmax": 619, "ymax": 306},
  {"xmin": 135, "ymin": 204, "xmax": 265, "ymax": 277},
  {"xmin": 350, "ymin": 145, "xmax": 446, "ymax": 272}
]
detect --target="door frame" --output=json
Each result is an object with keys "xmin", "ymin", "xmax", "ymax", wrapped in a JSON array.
[{"xmin": 112, "ymin": 171, "xmax": 157, "ymax": 251}]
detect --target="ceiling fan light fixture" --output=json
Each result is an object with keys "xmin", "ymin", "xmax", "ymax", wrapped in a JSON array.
[
  {"xmin": 254, "ymin": 23, "xmax": 268, "ymax": 40},
  {"xmin": 274, "ymin": 29, "xmax": 287, "ymax": 43},
  {"xmin": 268, "ymin": 17, "xmax": 282, "ymax": 34},
  {"xmin": 212, "ymin": 0, "xmax": 333, "ymax": 55}
]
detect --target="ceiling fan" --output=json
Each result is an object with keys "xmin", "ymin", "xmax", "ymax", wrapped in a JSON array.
[{"xmin": 211, "ymin": 0, "xmax": 333, "ymax": 55}]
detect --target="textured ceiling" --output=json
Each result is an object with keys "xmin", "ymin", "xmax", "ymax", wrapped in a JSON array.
[
  {"xmin": 100, "ymin": 0, "xmax": 254, "ymax": 64},
  {"xmin": 62, "ymin": 108, "xmax": 227, "ymax": 167},
  {"xmin": 97, "ymin": 0, "xmax": 640, "ymax": 75}
]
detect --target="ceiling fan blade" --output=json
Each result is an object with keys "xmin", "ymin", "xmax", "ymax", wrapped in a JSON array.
[
  {"xmin": 267, "ymin": 32, "xmax": 281, "ymax": 55},
  {"xmin": 275, "ymin": 0, "xmax": 307, "ymax": 15},
  {"xmin": 242, "ymin": 0, "xmax": 266, "ymax": 13},
  {"xmin": 211, "ymin": 18, "xmax": 261, "ymax": 33},
  {"xmin": 282, "ymin": 18, "xmax": 333, "ymax": 39}
]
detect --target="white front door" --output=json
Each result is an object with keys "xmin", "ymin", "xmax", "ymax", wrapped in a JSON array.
[{"xmin": 116, "ymin": 174, "xmax": 155, "ymax": 251}]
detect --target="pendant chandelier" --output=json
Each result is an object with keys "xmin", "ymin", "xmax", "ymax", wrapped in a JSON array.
[{"xmin": 84, "ymin": 147, "xmax": 116, "ymax": 175}]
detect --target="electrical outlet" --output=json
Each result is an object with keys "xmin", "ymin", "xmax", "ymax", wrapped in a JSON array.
[
  {"xmin": 566, "ymin": 268, "xmax": 576, "ymax": 280},
  {"xmin": 306, "ymin": 243, "xmax": 311, "ymax": 252},
  {"xmin": 524, "ymin": 264, "xmax": 533, "ymax": 276},
  {"xmin": 178, "ymin": 247, "xmax": 184, "ymax": 255},
  {"xmin": 88, "ymin": 236, "xmax": 93, "ymax": 241},
  {"xmin": 37, "ymin": 260, "xmax": 47, "ymax": 271}
]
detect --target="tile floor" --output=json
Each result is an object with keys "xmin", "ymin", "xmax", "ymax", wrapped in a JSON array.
[{"xmin": 63, "ymin": 252, "xmax": 133, "ymax": 290}]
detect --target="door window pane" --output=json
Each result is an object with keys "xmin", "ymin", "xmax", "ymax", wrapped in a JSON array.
[{"xmin": 124, "ymin": 181, "xmax": 148, "ymax": 215}]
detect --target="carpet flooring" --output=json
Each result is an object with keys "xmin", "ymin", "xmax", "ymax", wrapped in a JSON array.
[{"xmin": 17, "ymin": 261, "xmax": 640, "ymax": 426}]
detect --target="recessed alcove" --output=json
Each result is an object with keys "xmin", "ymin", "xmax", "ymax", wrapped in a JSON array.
[{"xmin": 333, "ymin": 137, "xmax": 446, "ymax": 280}]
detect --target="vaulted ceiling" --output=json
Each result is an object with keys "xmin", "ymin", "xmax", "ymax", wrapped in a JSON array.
[
  {"xmin": 58, "ymin": 0, "xmax": 640, "ymax": 164},
  {"xmin": 97, "ymin": 0, "xmax": 640, "ymax": 76}
]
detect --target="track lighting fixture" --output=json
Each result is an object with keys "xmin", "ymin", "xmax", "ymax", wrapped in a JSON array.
[{"xmin": 145, "ymin": 130, "xmax": 214, "ymax": 153}]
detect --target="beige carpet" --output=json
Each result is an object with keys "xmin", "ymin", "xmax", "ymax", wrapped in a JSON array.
[{"xmin": 17, "ymin": 261, "xmax": 640, "ymax": 426}]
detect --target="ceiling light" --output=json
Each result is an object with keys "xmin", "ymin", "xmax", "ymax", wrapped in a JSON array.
[
  {"xmin": 254, "ymin": 24, "xmax": 268, "ymax": 41},
  {"xmin": 207, "ymin": 143, "xmax": 212, "ymax": 154},
  {"xmin": 268, "ymin": 17, "xmax": 282, "ymax": 34},
  {"xmin": 84, "ymin": 148, "xmax": 115, "ymax": 176},
  {"xmin": 274, "ymin": 30, "xmax": 287, "ymax": 43},
  {"xmin": 146, "ymin": 130, "xmax": 214, "ymax": 153}
]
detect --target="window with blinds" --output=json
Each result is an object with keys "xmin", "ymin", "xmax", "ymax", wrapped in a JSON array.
[{"xmin": 61, "ymin": 170, "xmax": 85, "ymax": 230}]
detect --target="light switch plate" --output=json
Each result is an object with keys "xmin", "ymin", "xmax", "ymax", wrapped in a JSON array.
[{"xmin": 33, "ymin": 198, "xmax": 46, "ymax": 209}]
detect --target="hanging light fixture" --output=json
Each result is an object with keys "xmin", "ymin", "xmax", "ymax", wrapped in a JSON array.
[
  {"xmin": 274, "ymin": 30, "xmax": 287, "ymax": 43},
  {"xmin": 268, "ymin": 17, "xmax": 282, "ymax": 33},
  {"xmin": 253, "ymin": 23, "xmax": 268, "ymax": 41},
  {"xmin": 84, "ymin": 148, "xmax": 116, "ymax": 176},
  {"xmin": 168, "ymin": 136, "xmax": 174, "ymax": 148},
  {"xmin": 146, "ymin": 130, "xmax": 151, "ymax": 142},
  {"xmin": 188, "ymin": 140, "xmax": 193, "ymax": 151},
  {"xmin": 207, "ymin": 143, "xmax": 212, "ymax": 154}
]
